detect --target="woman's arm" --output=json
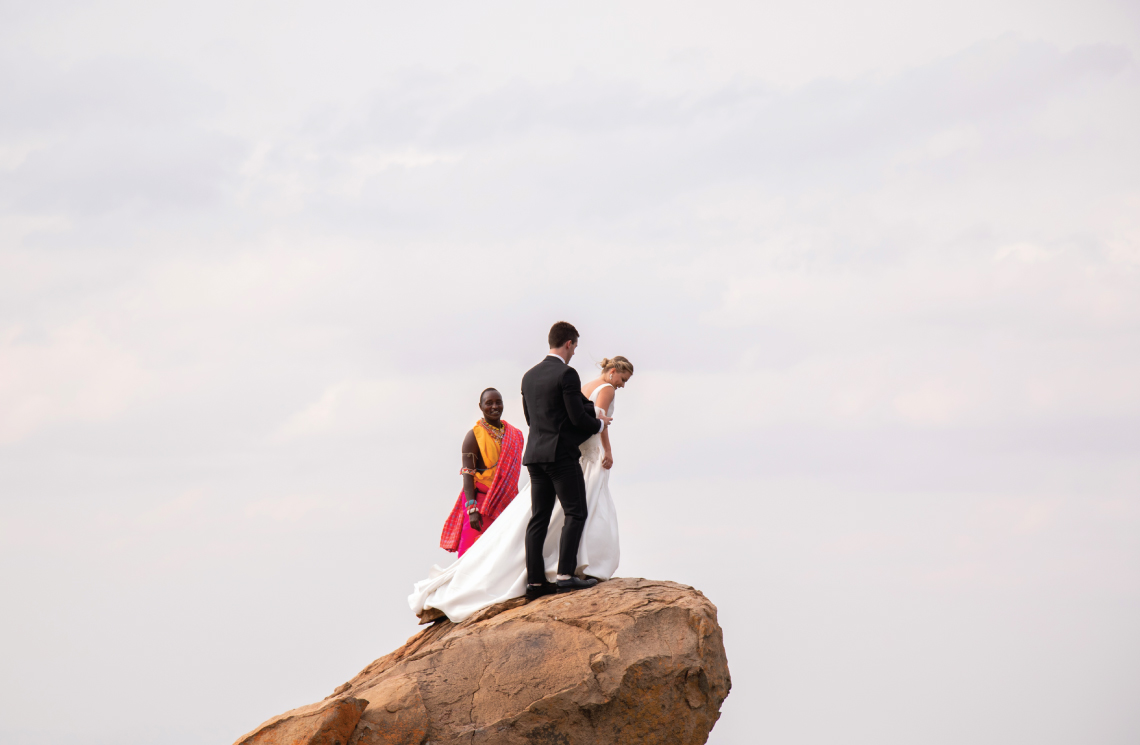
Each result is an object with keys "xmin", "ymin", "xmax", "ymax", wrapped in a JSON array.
[
  {"xmin": 460, "ymin": 429, "xmax": 484, "ymax": 531},
  {"xmin": 595, "ymin": 386, "xmax": 616, "ymax": 469}
]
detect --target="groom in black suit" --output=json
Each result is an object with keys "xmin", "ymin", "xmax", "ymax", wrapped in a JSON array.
[{"xmin": 520, "ymin": 321, "xmax": 612, "ymax": 599}]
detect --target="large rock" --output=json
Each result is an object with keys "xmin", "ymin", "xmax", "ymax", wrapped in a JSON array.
[
  {"xmin": 235, "ymin": 578, "xmax": 730, "ymax": 745},
  {"xmin": 234, "ymin": 697, "xmax": 368, "ymax": 745}
]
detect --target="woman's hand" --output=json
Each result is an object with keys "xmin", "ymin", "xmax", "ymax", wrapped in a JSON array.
[
  {"xmin": 469, "ymin": 511, "xmax": 484, "ymax": 532},
  {"xmin": 602, "ymin": 452, "xmax": 613, "ymax": 470}
]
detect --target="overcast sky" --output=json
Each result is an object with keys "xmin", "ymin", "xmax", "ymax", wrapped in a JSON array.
[{"xmin": 2, "ymin": 2, "xmax": 1139, "ymax": 744}]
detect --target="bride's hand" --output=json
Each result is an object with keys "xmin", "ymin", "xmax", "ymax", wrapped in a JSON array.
[{"xmin": 602, "ymin": 452, "xmax": 613, "ymax": 470}]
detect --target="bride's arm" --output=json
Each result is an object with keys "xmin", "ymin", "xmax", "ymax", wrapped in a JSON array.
[{"xmin": 595, "ymin": 386, "xmax": 616, "ymax": 469}]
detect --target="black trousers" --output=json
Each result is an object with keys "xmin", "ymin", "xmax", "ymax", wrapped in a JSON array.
[{"xmin": 525, "ymin": 458, "xmax": 588, "ymax": 584}]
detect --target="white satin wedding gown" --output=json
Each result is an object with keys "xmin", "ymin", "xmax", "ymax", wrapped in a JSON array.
[{"xmin": 409, "ymin": 383, "xmax": 620, "ymax": 622}]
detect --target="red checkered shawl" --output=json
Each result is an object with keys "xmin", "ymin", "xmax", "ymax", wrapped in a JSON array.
[{"xmin": 439, "ymin": 420, "xmax": 524, "ymax": 552}]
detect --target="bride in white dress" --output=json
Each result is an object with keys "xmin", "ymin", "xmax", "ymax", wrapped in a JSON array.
[{"xmin": 409, "ymin": 356, "xmax": 635, "ymax": 623}]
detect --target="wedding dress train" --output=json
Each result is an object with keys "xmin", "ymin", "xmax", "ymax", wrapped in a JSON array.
[{"xmin": 409, "ymin": 384, "xmax": 620, "ymax": 622}]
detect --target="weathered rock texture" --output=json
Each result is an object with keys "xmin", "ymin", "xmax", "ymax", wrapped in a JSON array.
[{"xmin": 234, "ymin": 578, "xmax": 730, "ymax": 745}]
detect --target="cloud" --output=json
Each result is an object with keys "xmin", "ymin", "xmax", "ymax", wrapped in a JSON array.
[
  {"xmin": 0, "ymin": 321, "xmax": 149, "ymax": 443},
  {"xmin": 0, "ymin": 55, "xmax": 246, "ymax": 219},
  {"xmin": 0, "ymin": 11, "xmax": 1138, "ymax": 745}
]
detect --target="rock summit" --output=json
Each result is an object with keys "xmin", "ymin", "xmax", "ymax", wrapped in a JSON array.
[{"xmin": 233, "ymin": 578, "xmax": 730, "ymax": 745}]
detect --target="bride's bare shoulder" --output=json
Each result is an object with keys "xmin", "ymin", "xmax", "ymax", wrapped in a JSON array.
[
  {"xmin": 594, "ymin": 384, "xmax": 616, "ymax": 408},
  {"xmin": 580, "ymin": 377, "xmax": 605, "ymax": 397}
]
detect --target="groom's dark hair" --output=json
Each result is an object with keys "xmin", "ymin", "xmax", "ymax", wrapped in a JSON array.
[{"xmin": 548, "ymin": 321, "xmax": 579, "ymax": 349}]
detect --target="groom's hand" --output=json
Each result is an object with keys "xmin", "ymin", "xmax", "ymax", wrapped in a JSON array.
[{"xmin": 598, "ymin": 414, "xmax": 613, "ymax": 427}]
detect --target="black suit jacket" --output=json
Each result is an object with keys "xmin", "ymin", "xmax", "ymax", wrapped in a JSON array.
[{"xmin": 520, "ymin": 356, "xmax": 602, "ymax": 465}]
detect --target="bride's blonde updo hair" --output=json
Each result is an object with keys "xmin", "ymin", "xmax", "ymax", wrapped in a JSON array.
[{"xmin": 600, "ymin": 356, "xmax": 634, "ymax": 375}]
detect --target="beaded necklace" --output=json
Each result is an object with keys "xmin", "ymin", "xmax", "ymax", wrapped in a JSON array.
[{"xmin": 478, "ymin": 418, "xmax": 505, "ymax": 444}]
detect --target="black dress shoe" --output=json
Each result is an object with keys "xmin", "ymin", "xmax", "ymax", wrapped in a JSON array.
[
  {"xmin": 556, "ymin": 576, "xmax": 599, "ymax": 593},
  {"xmin": 525, "ymin": 582, "xmax": 558, "ymax": 600}
]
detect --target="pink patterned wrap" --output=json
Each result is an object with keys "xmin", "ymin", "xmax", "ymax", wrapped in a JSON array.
[{"xmin": 439, "ymin": 420, "xmax": 524, "ymax": 553}]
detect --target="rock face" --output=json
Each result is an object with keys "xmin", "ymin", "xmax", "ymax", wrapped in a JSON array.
[
  {"xmin": 235, "ymin": 698, "xmax": 369, "ymax": 745},
  {"xmin": 234, "ymin": 578, "xmax": 730, "ymax": 745}
]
